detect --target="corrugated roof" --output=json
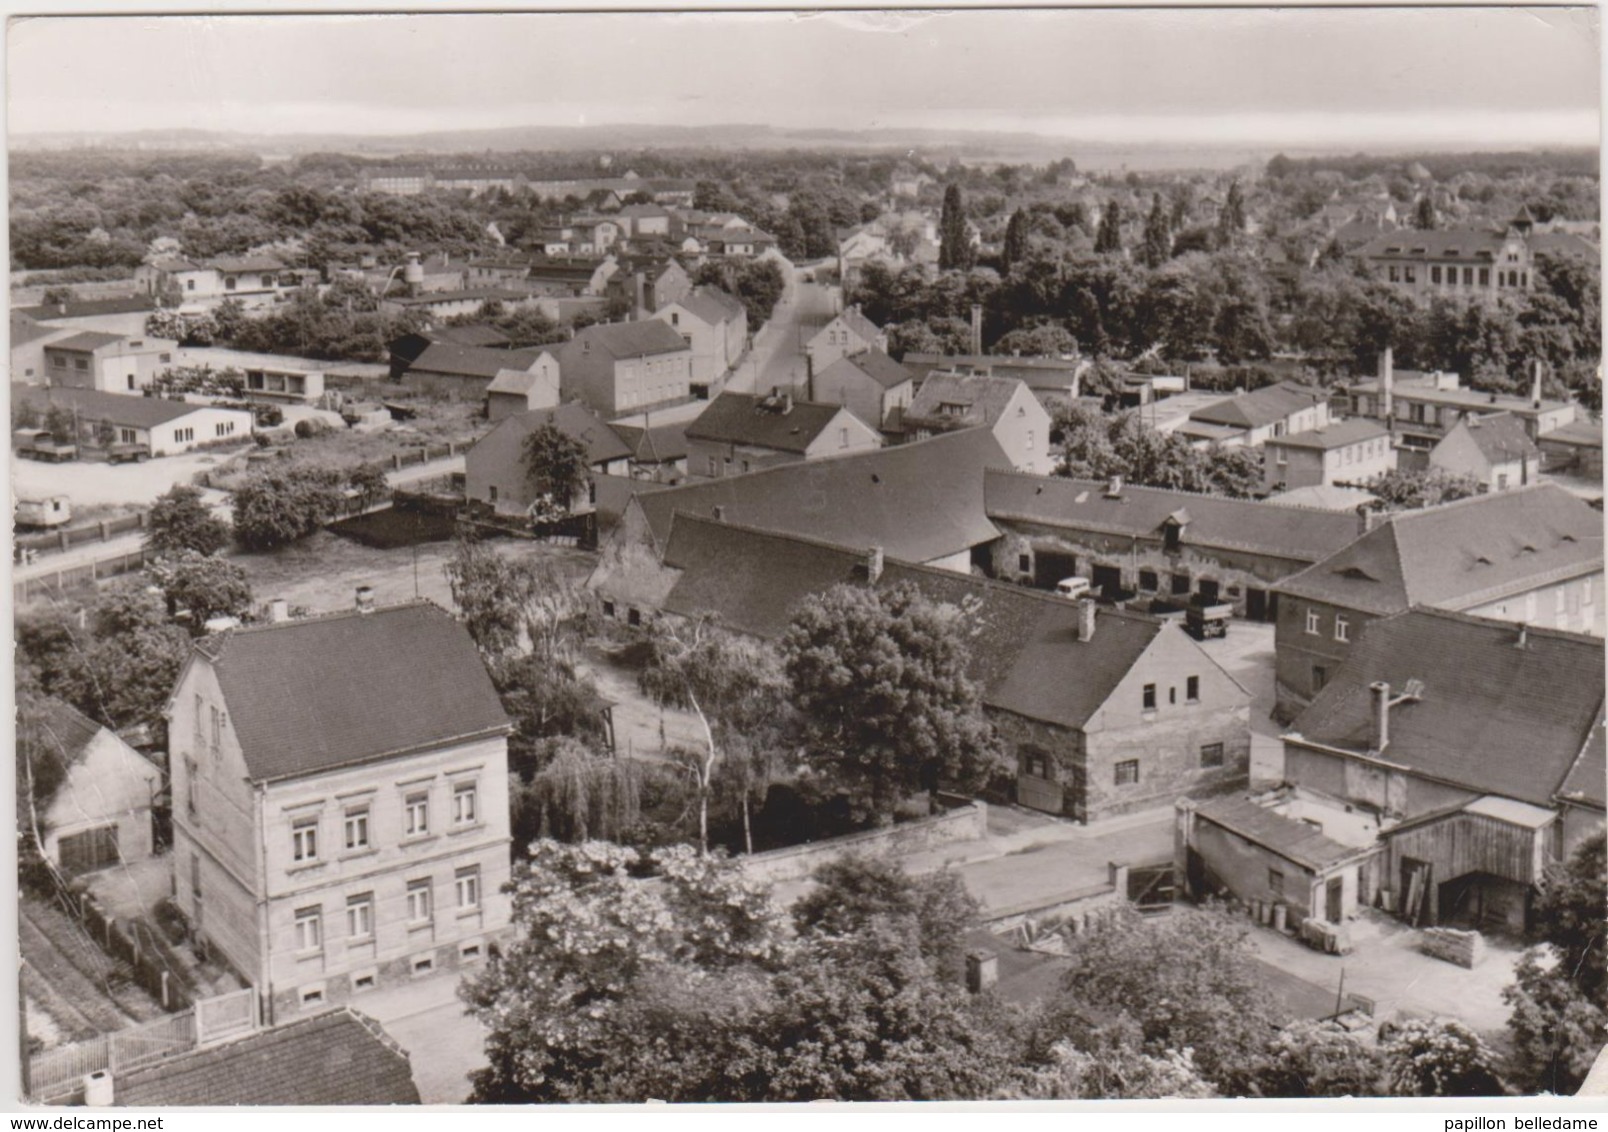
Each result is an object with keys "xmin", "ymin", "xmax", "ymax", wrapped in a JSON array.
[
  {"xmin": 571, "ymin": 319, "xmax": 690, "ymax": 360},
  {"xmin": 115, "ymin": 1008, "xmax": 420, "ymax": 1106},
  {"xmin": 194, "ymin": 602, "xmax": 509, "ymax": 783},
  {"xmin": 685, "ymin": 392, "xmax": 851, "ymax": 453},
  {"xmin": 1190, "ymin": 382, "xmax": 1330, "ymax": 430},
  {"xmin": 659, "ymin": 514, "xmax": 1166, "ymax": 729},
  {"xmin": 985, "ymin": 471, "xmax": 1361, "ymax": 565},
  {"xmin": 1194, "ymin": 794, "xmax": 1367, "ymax": 871},
  {"xmin": 1275, "ymin": 484, "xmax": 1603, "ymax": 614},
  {"xmin": 1267, "ymin": 418, "xmax": 1390, "ymax": 451},
  {"xmin": 636, "ymin": 428, "xmax": 1010, "ymax": 565},
  {"xmin": 11, "ymin": 385, "xmax": 218, "ymax": 429},
  {"xmin": 817, "ymin": 348, "xmax": 913, "ymax": 392},
  {"xmin": 1289, "ymin": 607, "xmax": 1604, "ymax": 807}
]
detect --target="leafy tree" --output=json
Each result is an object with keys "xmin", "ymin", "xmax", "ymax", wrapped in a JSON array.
[
  {"xmin": 1218, "ymin": 179, "xmax": 1247, "ymax": 240},
  {"xmin": 1007, "ymin": 1021, "xmax": 1216, "ymax": 1100},
  {"xmin": 1036, "ymin": 908, "xmax": 1279, "ymax": 1093},
  {"xmin": 16, "ymin": 691, "xmax": 74, "ymax": 843},
  {"xmin": 938, "ymin": 184, "xmax": 974, "ymax": 272},
  {"xmin": 231, "ymin": 465, "xmax": 345, "ymax": 550},
  {"xmin": 146, "ymin": 551, "xmax": 254, "ymax": 631},
  {"xmin": 40, "ymin": 285, "xmax": 77, "ymax": 305},
  {"xmin": 1001, "ymin": 208, "xmax": 1030, "ymax": 273},
  {"xmin": 512, "ymin": 737, "xmax": 643, "ymax": 846},
  {"xmin": 462, "ymin": 841, "xmax": 785, "ymax": 1103},
  {"xmin": 1380, "ymin": 1017, "xmax": 1504, "ymax": 1097},
  {"xmin": 1365, "ymin": 468, "xmax": 1484, "ymax": 511},
  {"xmin": 1094, "ymin": 199, "xmax": 1123, "ymax": 255},
  {"xmin": 147, "ymin": 484, "xmax": 230, "ymax": 557},
  {"xmin": 1140, "ymin": 194, "xmax": 1172, "ymax": 268},
  {"xmin": 1259, "ymin": 1020, "xmax": 1385, "ymax": 1097},
  {"xmin": 522, "ymin": 422, "xmax": 590, "ymax": 519},
  {"xmin": 1413, "ymin": 195, "xmax": 1438, "ymax": 230},
  {"xmin": 1503, "ymin": 832, "xmax": 1607, "ymax": 1094},
  {"xmin": 349, "ymin": 462, "xmax": 390, "ymax": 510},
  {"xmin": 780, "ymin": 583, "xmax": 1004, "ymax": 826},
  {"xmin": 639, "ymin": 617, "xmax": 790, "ymax": 854},
  {"xmin": 994, "ymin": 324, "xmax": 1077, "ymax": 358}
]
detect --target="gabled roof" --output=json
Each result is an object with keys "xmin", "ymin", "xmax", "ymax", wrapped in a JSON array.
[
  {"xmin": 1539, "ymin": 417, "xmax": 1603, "ymax": 450},
  {"xmin": 984, "ymin": 471, "xmax": 1361, "ymax": 565},
  {"xmin": 658, "ymin": 514, "xmax": 1174, "ymax": 730},
  {"xmin": 1189, "ymin": 382, "xmax": 1330, "ymax": 430},
  {"xmin": 684, "ymin": 392, "xmax": 853, "ymax": 453},
  {"xmin": 1266, "ymin": 418, "xmax": 1389, "ymax": 451},
  {"xmin": 634, "ymin": 428, "xmax": 1011, "ymax": 564},
  {"xmin": 1289, "ymin": 607, "xmax": 1604, "ymax": 808},
  {"xmin": 570, "ymin": 319, "xmax": 690, "ymax": 359},
  {"xmin": 1442, "ymin": 412, "xmax": 1540, "ymax": 464},
  {"xmin": 823, "ymin": 307, "xmax": 882, "ymax": 343},
  {"xmin": 430, "ymin": 322, "xmax": 512, "ymax": 348},
  {"xmin": 1193, "ymin": 794, "xmax": 1371, "ymax": 872},
  {"xmin": 192, "ymin": 602, "xmax": 509, "ymax": 783},
  {"xmin": 906, "ymin": 373, "xmax": 1031, "ymax": 430},
  {"xmin": 1348, "ymin": 374, "xmax": 1574, "ymax": 416},
  {"xmin": 208, "ymin": 255, "xmax": 284, "ymax": 274},
  {"xmin": 27, "ymin": 698, "xmax": 105, "ymax": 771},
  {"xmin": 476, "ymin": 401, "xmax": 633, "ymax": 467},
  {"xmin": 671, "ymin": 286, "xmax": 745, "ymax": 326},
  {"xmin": 43, "ymin": 330, "xmax": 126, "ymax": 352},
  {"xmin": 1556, "ymin": 721, "xmax": 1607, "ymax": 811},
  {"xmin": 1358, "ymin": 228, "xmax": 1509, "ymax": 260},
  {"xmin": 114, "ymin": 1008, "xmax": 420, "ymax": 1106},
  {"xmin": 403, "ymin": 341, "xmax": 544, "ymax": 380},
  {"xmin": 485, "ymin": 366, "xmax": 550, "ymax": 396},
  {"xmin": 816, "ymin": 348, "xmax": 914, "ymax": 392},
  {"xmin": 1275, "ymin": 484, "xmax": 1603, "ymax": 615},
  {"xmin": 10, "ymin": 314, "xmax": 60, "ymax": 348},
  {"xmin": 610, "ymin": 421, "xmax": 690, "ymax": 464},
  {"xmin": 17, "ymin": 296, "xmax": 158, "ymax": 321},
  {"xmin": 10, "ymin": 385, "xmax": 219, "ymax": 429}
]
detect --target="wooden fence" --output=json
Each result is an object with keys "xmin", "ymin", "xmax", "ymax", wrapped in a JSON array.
[
  {"xmin": 24, "ymin": 987, "xmax": 258, "ymax": 1103},
  {"xmin": 14, "ymin": 547, "xmax": 157, "ymax": 606},
  {"xmin": 15, "ymin": 512, "xmax": 148, "ymax": 557}
]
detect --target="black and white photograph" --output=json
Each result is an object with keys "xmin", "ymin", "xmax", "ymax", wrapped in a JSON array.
[{"xmin": 5, "ymin": 5, "xmax": 1605, "ymax": 1110}]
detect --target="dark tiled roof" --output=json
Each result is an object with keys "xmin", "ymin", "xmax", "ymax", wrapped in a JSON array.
[
  {"xmin": 194, "ymin": 602, "xmax": 509, "ymax": 783},
  {"xmin": 571, "ymin": 319, "xmax": 690, "ymax": 359},
  {"xmin": 906, "ymin": 373, "xmax": 1029, "ymax": 430},
  {"xmin": 115, "ymin": 1008, "xmax": 420, "ymax": 1106},
  {"xmin": 1556, "ymin": 721, "xmax": 1606, "ymax": 810},
  {"xmin": 431, "ymin": 323, "xmax": 513, "ymax": 348},
  {"xmin": 388, "ymin": 288, "xmax": 530, "ymax": 307},
  {"xmin": 610, "ymin": 421, "xmax": 689, "ymax": 464},
  {"xmin": 11, "ymin": 385, "xmax": 215, "ymax": 429},
  {"xmin": 659, "ymin": 514, "xmax": 1166, "ymax": 729},
  {"xmin": 635, "ymin": 428, "xmax": 1010, "ymax": 565},
  {"xmin": 1193, "ymin": 794, "xmax": 1369, "ymax": 871},
  {"xmin": 685, "ymin": 392, "xmax": 852, "ymax": 453},
  {"xmin": 1190, "ymin": 382, "xmax": 1330, "ymax": 430},
  {"xmin": 1452, "ymin": 412, "xmax": 1541, "ymax": 464},
  {"xmin": 835, "ymin": 307, "xmax": 883, "ymax": 342},
  {"xmin": 209, "ymin": 255, "xmax": 284, "ymax": 274},
  {"xmin": 673, "ymin": 286, "xmax": 745, "ymax": 325},
  {"xmin": 1275, "ymin": 484, "xmax": 1603, "ymax": 615},
  {"xmin": 474, "ymin": 401, "xmax": 633, "ymax": 469},
  {"xmin": 1359, "ymin": 228, "xmax": 1508, "ymax": 260},
  {"xmin": 1348, "ymin": 375, "xmax": 1573, "ymax": 416},
  {"xmin": 817, "ymin": 348, "xmax": 913, "ymax": 392},
  {"xmin": 17, "ymin": 296, "xmax": 158, "ymax": 320},
  {"xmin": 29, "ymin": 698, "xmax": 103, "ymax": 771},
  {"xmin": 1267, "ymin": 418, "xmax": 1390, "ymax": 451},
  {"xmin": 904, "ymin": 352, "xmax": 1080, "ymax": 375},
  {"xmin": 1290, "ymin": 608, "xmax": 1604, "ymax": 807},
  {"xmin": 985, "ymin": 471, "xmax": 1360, "ymax": 565},
  {"xmin": 43, "ymin": 330, "xmax": 126, "ymax": 352},
  {"xmin": 404, "ymin": 341, "xmax": 544, "ymax": 380},
  {"xmin": 1539, "ymin": 418, "xmax": 1604, "ymax": 449},
  {"xmin": 10, "ymin": 314, "xmax": 59, "ymax": 347}
]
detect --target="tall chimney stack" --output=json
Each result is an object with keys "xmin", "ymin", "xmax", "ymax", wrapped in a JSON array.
[
  {"xmin": 1378, "ymin": 347, "xmax": 1394, "ymax": 422},
  {"xmin": 1531, "ymin": 359, "xmax": 1544, "ymax": 410},
  {"xmin": 1370, "ymin": 681, "xmax": 1391, "ymax": 752},
  {"xmin": 970, "ymin": 304, "xmax": 983, "ymax": 356}
]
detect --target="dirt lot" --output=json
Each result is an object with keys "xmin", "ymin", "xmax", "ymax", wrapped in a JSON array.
[
  {"xmin": 11, "ymin": 449, "xmax": 233, "ymax": 508},
  {"xmin": 20, "ymin": 895, "xmax": 164, "ymax": 1045}
]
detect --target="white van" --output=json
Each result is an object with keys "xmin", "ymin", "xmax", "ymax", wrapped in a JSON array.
[{"xmin": 1055, "ymin": 577, "xmax": 1091, "ymax": 599}]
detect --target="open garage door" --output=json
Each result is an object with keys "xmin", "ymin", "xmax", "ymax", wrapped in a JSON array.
[{"xmin": 58, "ymin": 825, "xmax": 120, "ymax": 875}]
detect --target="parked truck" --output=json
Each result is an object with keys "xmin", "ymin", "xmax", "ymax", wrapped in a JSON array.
[
  {"xmin": 13, "ymin": 428, "xmax": 78, "ymax": 463},
  {"xmin": 15, "ymin": 495, "xmax": 72, "ymax": 529}
]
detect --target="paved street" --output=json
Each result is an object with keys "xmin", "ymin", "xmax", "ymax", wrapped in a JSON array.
[
  {"xmin": 354, "ymin": 970, "xmax": 488, "ymax": 1104},
  {"xmin": 736, "ymin": 265, "xmax": 839, "ymax": 397},
  {"xmin": 1195, "ymin": 619, "xmax": 1284, "ymax": 785}
]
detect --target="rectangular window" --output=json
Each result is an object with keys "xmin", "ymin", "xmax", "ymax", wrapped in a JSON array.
[
  {"xmin": 294, "ymin": 907, "xmax": 322, "ymax": 951},
  {"xmin": 210, "ymin": 706, "xmax": 222, "ymax": 752},
  {"xmin": 456, "ymin": 867, "xmax": 481, "ymax": 910},
  {"xmin": 184, "ymin": 757, "xmax": 198, "ymax": 815},
  {"xmin": 1387, "ymin": 265, "xmax": 1399, "ymax": 283},
  {"xmin": 1556, "ymin": 587, "xmax": 1567, "ymax": 615},
  {"xmin": 839, "ymin": 427, "xmax": 850, "ymax": 449},
  {"xmin": 1268, "ymin": 870, "xmax": 1285, "ymax": 898},
  {"xmin": 1142, "ymin": 683, "xmax": 1157, "ymax": 711},
  {"xmin": 707, "ymin": 456, "xmax": 719, "ymax": 477},
  {"xmin": 1305, "ymin": 608, "xmax": 1321, "ymax": 635},
  {"xmin": 1404, "ymin": 267, "xmax": 1416, "ymax": 284},
  {"xmin": 1171, "ymin": 572, "xmax": 1191, "ymax": 597},
  {"xmin": 292, "ymin": 819, "xmax": 318, "ymax": 863},
  {"xmin": 1114, "ymin": 759, "xmax": 1140, "ymax": 786},
  {"xmin": 1200, "ymin": 742, "xmax": 1225, "ymax": 768},
  {"xmin": 1312, "ymin": 665, "xmax": 1328, "ymax": 693},
  {"xmin": 74, "ymin": 358, "xmax": 89, "ymax": 371},
  {"xmin": 119, "ymin": 428, "xmax": 137, "ymax": 444},
  {"xmin": 1018, "ymin": 553, "xmax": 1032, "ymax": 574},
  {"xmin": 1186, "ymin": 676, "xmax": 1200, "ymax": 703},
  {"xmin": 453, "ymin": 783, "xmax": 478, "ymax": 826},
  {"xmin": 1430, "ymin": 266, "xmax": 1442, "ymax": 284},
  {"xmin": 346, "ymin": 894, "xmax": 373, "ymax": 940},
  {"xmin": 1584, "ymin": 578, "xmax": 1593, "ymax": 606},
  {"xmin": 1025, "ymin": 429, "xmax": 1034, "ymax": 451},
  {"xmin": 1334, "ymin": 615, "xmax": 1350, "ymax": 643},
  {"xmin": 405, "ymin": 792, "xmax": 429, "ymax": 837},
  {"xmin": 1479, "ymin": 268, "xmax": 1490, "ymax": 286},
  {"xmin": 406, "ymin": 879, "xmax": 432, "ymax": 923},
  {"xmin": 1138, "ymin": 569, "xmax": 1159, "ymax": 592},
  {"xmin": 344, "ymin": 807, "xmax": 370, "ymax": 851},
  {"xmin": 193, "ymin": 694, "xmax": 204, "ymax": 740}
]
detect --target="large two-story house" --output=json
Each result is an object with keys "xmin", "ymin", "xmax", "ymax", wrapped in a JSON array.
[
  {"xmin": 166, "ymin": 599, "xmax": 513, "ymax": 1023},
  {"xmin": 558, "ymin": 320, "xmax": 695, "ymax": 417}
]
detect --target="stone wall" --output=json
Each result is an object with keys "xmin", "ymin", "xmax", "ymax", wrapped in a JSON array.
[
  {"xmin": 736, "ymin": 800, "xmax": 988, "ymax": 887},
  {"xmin": 1420, "ymin": 926, "xmax": 1484, "ymax": 969}
]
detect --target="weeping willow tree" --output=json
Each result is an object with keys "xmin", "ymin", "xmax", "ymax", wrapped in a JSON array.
[{"xmin": 513, "ymin": 738, "xmax": 643, "ymax": 847}]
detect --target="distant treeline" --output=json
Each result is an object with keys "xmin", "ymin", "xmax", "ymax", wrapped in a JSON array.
[{"xmin": 1266, "ymin": 149, "xmax": 1599, "ymax": 181}]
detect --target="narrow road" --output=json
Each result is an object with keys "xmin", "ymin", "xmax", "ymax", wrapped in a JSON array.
[{"xmin": 731, "ymin": 264, "xmax": 840, "ymax": 398}]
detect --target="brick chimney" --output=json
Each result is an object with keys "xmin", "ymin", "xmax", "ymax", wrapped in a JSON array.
[
  {"xmin": 1370, "ymin": 681, "xmax": 1391, "ymax": 752},
  {"xmin": 1104, "ymin": 474, "xmax": 1123, "ymax": 498},
  {"xmin": 1378, "ymin": 347, "xmax": 1394, "ymax": 421},
  {"xmin": 1076, "ymin": 597, "xmax": 1097, "ymax": 641},
  {"xmin": 965, "ymin": 949, "xmax": 998, "ymax": 993},
  {"xmin": 866, "ymin": 545, "xmax": 885, "ymax": 583}
]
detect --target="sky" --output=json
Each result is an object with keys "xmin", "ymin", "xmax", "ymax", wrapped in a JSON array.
[{"xmin": 6, "ymin": 7, "xmax": 1601, "ymax": 148}]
